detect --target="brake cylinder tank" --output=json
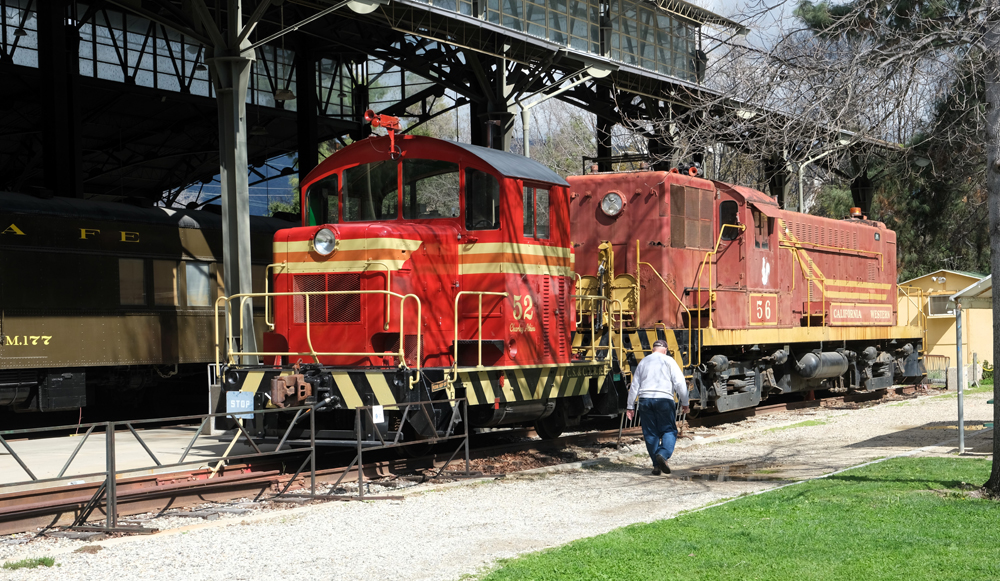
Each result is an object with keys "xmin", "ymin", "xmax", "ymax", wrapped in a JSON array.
[{"xmin": 796, "ymin": 352, "xmax": 849, "ymax": 379}]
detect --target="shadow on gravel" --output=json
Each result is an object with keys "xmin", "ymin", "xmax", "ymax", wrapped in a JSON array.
[{"xmin": 844, "ymin": 420, "xmax": 992, "ymax": 449}]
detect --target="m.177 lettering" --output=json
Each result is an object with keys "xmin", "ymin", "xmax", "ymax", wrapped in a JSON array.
[{"xmin": 3, "ymin": 335, "xmax": 52, "ymax": 346}]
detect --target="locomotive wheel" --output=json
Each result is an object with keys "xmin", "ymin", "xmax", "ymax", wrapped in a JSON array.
[{"xmin": 534, "ymin": 414, "xmax": 563, "ymax": 440}]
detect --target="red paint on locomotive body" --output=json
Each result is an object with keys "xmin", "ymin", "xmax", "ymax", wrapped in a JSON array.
[
  {"xmin": 569, "ymin": 171, "xmax": 896, "ymax": 333},
  {"xmin": 268, "ymin": 134, "xmax": 576, "ymax": 370}
]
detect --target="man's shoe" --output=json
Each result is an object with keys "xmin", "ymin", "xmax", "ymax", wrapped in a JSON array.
[
  {"xmin": 651, "ymin": 468, "xmax": 662, "ymax": 476},
  {"xmin": 655, "ymin": 454, "xmax": 671, "ymax": 474}
]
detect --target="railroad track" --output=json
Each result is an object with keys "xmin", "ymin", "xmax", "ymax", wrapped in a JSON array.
[{"xmin": 0, "ymin": 385, "xmax": 930, "ymax": 538}]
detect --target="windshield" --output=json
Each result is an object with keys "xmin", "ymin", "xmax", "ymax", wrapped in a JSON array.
[
  {"xmin": 343, "ymin": 160, "xmax": 399, "ymax": 221},
  {"xmin": 402, "ymin": 159, "xmax": 460, "ymax": 219}
]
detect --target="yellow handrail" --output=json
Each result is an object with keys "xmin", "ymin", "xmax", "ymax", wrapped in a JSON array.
[
  {"xmin": 571, "ymin": 294, "xmax": 623, "ymax": 365},
  {"xmin": 451, "ymin": 290, "xmax": 509, "ymax": 371},
  {"xmin": 779, "ymin": 239, "xmax": 884, "ymax": 270},
  {"xmin": 263, "ymin": 262, "xmax": 287, "ymax": 330},
  {"xmin": 897, "ymin": 284, "xmax": 928, "ymax": 356},
  {"xmin": 635, "ymin": 239, "xmax": 695, "ymax": 366},
  {"xmin": 216, "ymin": 289, "xmax": 423, "ymax": 387},
  {"xmin": 694, "ymin": 223, "xmax": 747, "ymax": 331}
]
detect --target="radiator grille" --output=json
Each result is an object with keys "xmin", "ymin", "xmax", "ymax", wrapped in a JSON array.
[
  {"xmin": 293, "ymin": 273, "xmax": 361, "ymax": 323},
  {"xmin": 539, "ymin": 277, "xmax": 570, "ymax": 360},
  {"xmin": 541, "ymin": 277, "xmax": 553, "ymax": 360}
]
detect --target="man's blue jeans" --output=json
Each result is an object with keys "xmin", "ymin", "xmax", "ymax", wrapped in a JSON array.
[{"xmin": 637, "ymin": 397, "xmax": 678, "ymax": 465}]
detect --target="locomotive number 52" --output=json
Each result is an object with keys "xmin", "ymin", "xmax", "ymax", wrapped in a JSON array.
[{"xmin": 512, "ymin": 295, "xmax": 534, "ymax": 320}]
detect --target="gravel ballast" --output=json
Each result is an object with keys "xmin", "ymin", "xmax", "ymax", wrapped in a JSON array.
[{"xmin": 0, "ymin": 388, "xmax": 993, "ymax": 581}]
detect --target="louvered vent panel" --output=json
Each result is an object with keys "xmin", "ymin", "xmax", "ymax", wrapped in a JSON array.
[
  {"xmin": 540, "ymin": 277, "xmax": 553, "ymax": 360},
  {"xmin": 557, "ymin": 278, "xmax": 568, "ymax": 357}
]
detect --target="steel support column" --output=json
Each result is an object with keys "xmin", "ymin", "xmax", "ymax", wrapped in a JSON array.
[
  {"xmin": 38, "ymin": 0, "xmax": 82, "ymax": 197},
  {"xmin": 204, "ymin": 0, "xmax": 257, "ymax": 363},
  {"xmin": 596, "ymin": 116, "xmax": 614, "ymax": 172},
  {"xmin": 296, "ymin": 40, "xmax": 319, "ymax": 185}
]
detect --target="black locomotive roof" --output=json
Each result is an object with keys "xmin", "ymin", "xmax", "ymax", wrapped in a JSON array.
[
  {"xmin": 0, "ymin": 191, "xmax": 292, "ymax": 232},
  {"xmin": 443, "ymin": 140, "xmax": 571, "ymax": 187}
]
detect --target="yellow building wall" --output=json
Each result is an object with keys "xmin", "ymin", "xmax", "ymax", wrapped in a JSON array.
[{"xmin": 897, "ymin": 270, "xmax": 993, "ymax": 366}]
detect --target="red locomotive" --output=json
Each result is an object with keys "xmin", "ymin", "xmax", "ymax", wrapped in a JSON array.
[{"xmin": 219, "ymin": 119, "xmax": 924, "ymax": 442}]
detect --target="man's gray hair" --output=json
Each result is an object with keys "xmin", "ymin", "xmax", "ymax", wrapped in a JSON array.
[{"xmin": 652, "ymin": 339, "xmax": 669, "ymax": 349}]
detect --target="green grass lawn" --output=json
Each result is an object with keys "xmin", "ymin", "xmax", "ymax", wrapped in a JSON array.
[{"xmin": 481, "ymin": 458, "xmax": 1000, "ymax": 581}]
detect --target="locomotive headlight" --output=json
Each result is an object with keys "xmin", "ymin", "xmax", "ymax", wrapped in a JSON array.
[
  {"xmin": 600, "ymin": 192, "xmax": 624, "ymax": 217},
  {"xmin": 313, "ymin": 228, "xmax": 337, "ymax": 255}
]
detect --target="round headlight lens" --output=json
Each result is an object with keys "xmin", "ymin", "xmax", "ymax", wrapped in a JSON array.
[
  {"xmin": 313, "ymin": 228, "xmax": 336, "ymax": 255},
  {"xmin": 601, "ymin": 192, "xmax": 624, "ymax": 217}
]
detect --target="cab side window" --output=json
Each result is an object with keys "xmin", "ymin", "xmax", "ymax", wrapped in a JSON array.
[
  {"xmin": 719, "ymin": 200, "xmax": 740, "ymax": 241},
  {"xmin": 753, "ymin": 210, "xmax": 771, "ymax": 249},
  {"xmin": 522, "ymin": 186, "xmax": 550, "ymax": 239},
  {"xmin": 465, "ymin": 168, "xmax": 500, "ymax": 230}
]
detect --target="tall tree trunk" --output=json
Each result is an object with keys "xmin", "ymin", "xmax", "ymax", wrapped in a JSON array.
[{"xmin": 983, "ymin": 22, "xmax": 1000, "ymax": 494}]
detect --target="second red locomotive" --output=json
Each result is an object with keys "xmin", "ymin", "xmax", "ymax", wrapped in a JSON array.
[{"xmin": 218, "ymin": 125, "xmax": 924, "ymax": 442}]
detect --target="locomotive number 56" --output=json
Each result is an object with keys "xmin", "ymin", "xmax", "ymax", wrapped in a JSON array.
[{"xmin": 749, "ymin": 294, "xmax": 778, "ymax": 326}]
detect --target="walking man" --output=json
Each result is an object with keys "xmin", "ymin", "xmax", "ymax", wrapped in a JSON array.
[{"xmin": 625, "ymin": 339, "xmax": 689, "ymax": 475}]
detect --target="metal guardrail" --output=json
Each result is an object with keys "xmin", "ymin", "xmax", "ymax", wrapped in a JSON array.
[
  {"xmin": 0, "ymin": 403, "xmax": 330, "ymax": 534},
  {"xmin": 0, "ymin": 396, "xmax": 480, "ymax": 532},
  {"xmin": 324, "ymin": 398, "xmax": 479, "ymax": 500}
]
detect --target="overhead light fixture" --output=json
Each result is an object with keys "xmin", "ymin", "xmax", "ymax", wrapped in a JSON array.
[
  {"xmin": 274, "ymin": 88, "xmax": 296, "ymax": 101},
  {"xmin": 13, "ymin": 27, "xmax": 27, "ymax": 37},
  {"xmin": 250, "ymin": 125, "xmax": 269, "ymax": 136},
  {"xmin": 194, "ymin": 63, "xmax": 207, "ymax": 72},
  {"xmin": 347, "ymin": 0, "xmax": 389, "ymax": 14}
]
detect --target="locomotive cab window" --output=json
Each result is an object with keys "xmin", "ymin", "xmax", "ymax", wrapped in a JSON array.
[
  {"xmin": 402, "ymin": 159, "xmax": 460, "ymax": 220},
  {"xmin": 343, "ymin": 160, "xmax": 398, "ymax": 221},
  {"xmin": 465, "ymin": 168, "xmax": 500, "ymax": 230},
  {"xmin": 305, "ymin": 174, "xmax": 338, "ymax": 225},
  {"xmin": 753, "ymin": 209, "xmax": 772, "ymax": 249},
  {"xmin": 522, "ymin": 186, "xmax": 550, "ymax": 239},
  {"xmin": 719, "ymin": 200, "xmax": 740, "ymax": 241}
]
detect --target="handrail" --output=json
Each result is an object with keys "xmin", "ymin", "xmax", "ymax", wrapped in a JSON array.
[
  {"xmin": 451, "ymin": 290, "xmax": 509, "ymax": 372},
  {"xmin": 635, "ymin": 239, "xmax": 695, "ymax": 366},
  {"xmin": 264, "ymin": 262, "xmax": 287, "ymax": 330},
  {"xmin": 216, "ymin": 289, "xmax": 423, "ymax": 387},
  {"xmin": 694, "ymin": 223, "xmax": 747, "ymax": 331},
  {"xmin": 778, "ymin": 238, "xmax": 884, "ymax": 270},
  {"xmin": 897, "ymin": 284, "xmax": 928, "ymax": 355},
  {"xmin": 571, "ymin": 294, "xmax": 623, "ymax": 364}
]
